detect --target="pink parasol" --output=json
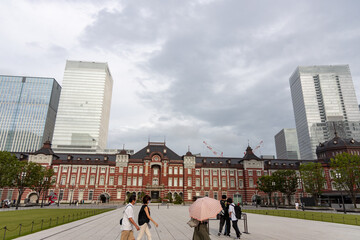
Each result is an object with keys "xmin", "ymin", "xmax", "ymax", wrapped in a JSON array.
[{"xmin": 189, "ymin": 197, "xmax": 222, "ymax": 221}]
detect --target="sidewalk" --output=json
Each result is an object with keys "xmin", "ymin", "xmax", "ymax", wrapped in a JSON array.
[{"xmin": 16, "ymin": 205, "xmax": 360, "ymax": 240}]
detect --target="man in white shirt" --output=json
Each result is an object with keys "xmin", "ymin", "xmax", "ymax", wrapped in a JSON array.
[
  {"xmin": 228, "ymin": 198, "xmax": 241, "ymax": 239},
  {"xmin": 121, "ymin": 195, "xmax": 140, "ymax": 240}
]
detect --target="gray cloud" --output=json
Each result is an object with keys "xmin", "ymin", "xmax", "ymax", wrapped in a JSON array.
[
  {"xmin": 2, "ymin": 0, "xmax": 360, "ymax": 157},
  {"xmin": 81, "ymin": 0, "xmax": 360, "ymax": 157}
]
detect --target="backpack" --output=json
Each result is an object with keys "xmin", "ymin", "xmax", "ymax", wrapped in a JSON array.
[
  {"xmin": 234, "ymin": 205, "xmax": 242, "ymax": 219},
  {"xmin": 120, "ymin": 204, "xmax": 131, "ymax": 225},
  {"xmin": 219, "ymin": 200, "xmax": 226, "ymax": 216}
]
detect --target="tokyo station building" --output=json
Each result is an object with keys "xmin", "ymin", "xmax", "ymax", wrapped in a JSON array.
[{"xmin": 2, "ymin": 135, "xmax": 360, "ymax": 205}]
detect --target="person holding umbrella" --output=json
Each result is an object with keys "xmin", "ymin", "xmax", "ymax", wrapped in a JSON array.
[{"xmin": 189, "ymin": 197, "xmax": 222, "ymax": 240}]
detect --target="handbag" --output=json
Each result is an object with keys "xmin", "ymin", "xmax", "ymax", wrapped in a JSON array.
[{"xmin": 187, "ymin": 218, "xmax": 199, "ymax": 228}]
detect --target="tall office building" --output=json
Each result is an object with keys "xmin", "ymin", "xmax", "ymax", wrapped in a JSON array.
[
  {"xmin": 274, "ymin": 128, "xmax": 300, "ymax": 159},
  {"xmin": 0, "ymin": 75, "xmax": 61, "ymax": 152},
  {"xmin": 290, "ymin": 65, "xmax": 360, "ymax": 159},
  {"xmin": 52, "ymin": 61, "xmax": 113, "ymax": 153}
]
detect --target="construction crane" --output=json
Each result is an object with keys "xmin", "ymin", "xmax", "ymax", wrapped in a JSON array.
[
  {"xmin": 203, "ymin": 141, "xmax": 224, "ymax": 157},
  {"xmin": 253, "ymin": 140, "xmax": 264, "ymax": 152}
]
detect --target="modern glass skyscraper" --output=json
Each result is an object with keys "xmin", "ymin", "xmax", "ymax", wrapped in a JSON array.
[
  {"xmin": 290, "ymin": 65, "xmax": 360, "ymax": 159},
  {"xmin": 274, "ymin": 128, "xmax": 300, "ymax": 159},
  {"xmin": 52, "ymin": 61, "xmax": 113, "ymax": 153},
  {"xmin": 0, "ymin": 75, "xmax": 61, "ymax": 152}
]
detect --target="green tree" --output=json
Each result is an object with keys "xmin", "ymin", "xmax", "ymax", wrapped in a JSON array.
[
  {"xmin": 300, "ymin": 162, "xmax": 326, "ymax": 205},
  {"xmin": 273, "ymin": 170, "xmax": 298, "ymax": 206},
  {"xmin": 14, "ymin": 161, "xmax": 43, "ymax": 209},
  {"xmin": 330, "ymin": 153, "xmax": 360, "ymax": 208},
  {"xmin": 0, "ymin": 151, "xmax": 19, "ymax": 187},
  {"xmin": 167, "ymin": 192, "xmax": 173, "ymax": 203},
  {"xmin": 257, "ymin": 175, "xmax": 277, "ymax": 205},
  {"xmin": 31, "ymin": 167, "xmax": 55, "ymax": 206}
]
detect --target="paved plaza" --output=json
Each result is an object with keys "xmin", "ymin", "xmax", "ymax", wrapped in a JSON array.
[{"xmin": 16, "ymin": 205, "xmax": 360, "ymax": 240}]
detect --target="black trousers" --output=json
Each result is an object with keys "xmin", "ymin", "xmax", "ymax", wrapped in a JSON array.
[
  {"xmin": 219, "ymin": 215, "xmax": 230, "ymax": 234},
  {"xmin": 232, "ymin": 220, "xmax": 241, "ymax": 238}
]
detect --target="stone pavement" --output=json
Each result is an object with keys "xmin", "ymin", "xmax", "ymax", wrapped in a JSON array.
[{"xmin": 16, "ymin": 205, "xmax": 360, "ymax": 240}]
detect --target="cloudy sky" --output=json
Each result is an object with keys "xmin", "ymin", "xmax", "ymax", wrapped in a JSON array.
[{"xmin": 1, "ymin": 0, "xmax": 360, "ymax": 157}]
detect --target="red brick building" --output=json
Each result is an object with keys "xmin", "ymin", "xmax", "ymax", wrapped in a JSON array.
[{"xmin": 1, "ymin": 136, "xmax": 359, "ymax": 205}]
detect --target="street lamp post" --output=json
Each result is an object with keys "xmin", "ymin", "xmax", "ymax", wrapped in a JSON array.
[
  {"xmin": 58, "ymin": 189, "xmax": 61, "ymax": 207},
  {"xmin": 272, "ymin": 182, "xmax": 277, "ymax": 209},
  {"xmin": 15, "ymin": 172, "xmax": 26, "ymax": 210},
  {"xmin": 340, "ymin": 190, "xmax": 347, "ymax": 214},
  {"xmin": 335, "ymin": 172, "xmax": 346, "ymax": 214},
  {"xmin": 41, "ymin": 177, "xmax": 48, "ymax": 208},
  {"xmin": 69, "ymin": 184, "xmax": 74, "ymax": 206}
]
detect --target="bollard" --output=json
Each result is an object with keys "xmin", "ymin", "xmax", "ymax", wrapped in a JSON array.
[
  {"xmin": 242, "ymin": 213, "xmax": 249, "ymax": 234},
  {"xmin": 41, "ymin": 219, "xmax": 44, "ymax": 230},
  {"xmin": 158, "ymin": 204, "xmax": 159, "ymax": 209},
  {"xmin": 31, "ymin": 221, "xmax": 34, "ymax": 233},
  {"xmin": 3, "ymin": 226, "xmax": 7, "ymax": 240},
  {"xmin": 19, "ymin": 224, "xmax": 22, "ymax": 236}
]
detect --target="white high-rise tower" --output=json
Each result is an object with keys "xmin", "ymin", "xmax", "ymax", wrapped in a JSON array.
[
  {"xmin": 52, "ymin": 61, "xmax": 113, "ymax": 153},
  {"xmin": 290, "ymin": 65, "xmax": 360, "ymax": 160}
]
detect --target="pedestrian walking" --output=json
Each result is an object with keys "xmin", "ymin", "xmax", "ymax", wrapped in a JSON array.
[
  {"xmin": 228, "ymin": 198, "xmax": 241, "ymax": 239},
  {"xmin": 136, "ymin": 195, "xmax": 158, "ymax": 240},
  {"xmin": 218, "ymin": 195, "xmax": 230, "ymax": 236},
  {"xmin": 295, "ymin": 201, "xmax": 299, "ymax": 210},
  {"xmin": 121, "ymin": 195, "xmax": 140, "ymax": 240}
]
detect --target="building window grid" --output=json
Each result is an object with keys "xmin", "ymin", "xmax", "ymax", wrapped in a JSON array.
[
  {"xmin": 188, "ymin": 177, "xmax": 192, "ymax": 186},
  {"xmin": 118, "ymin": 176, "xmax": 122, "ymax": 185},
  {"xmin": 109, "ymin": 176, "xmax": 114, "ymax": 185},
  {"xmin": 222, "ymin": 178, "xmax": 226, "ymax": 187},
  {"xmin": 196, "ymin": 178, "xmax": 200, "ymax": 187},
  {"xmin": 205, "ymin": 178, "xmax": 209, "ymax": 187}
]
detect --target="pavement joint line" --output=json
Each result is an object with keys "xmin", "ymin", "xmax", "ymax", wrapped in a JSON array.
[
  {"xmin": 161, "ymin": 210, "xmax": 188, "ymax": 239},
  {"xmin": 38, "ymin": 209, "xmax": 117, "ymax": 240}
]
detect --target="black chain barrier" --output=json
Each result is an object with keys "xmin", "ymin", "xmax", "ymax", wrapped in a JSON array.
[{"xmin": 0, "ymin": 209, "xmax": 107, "ymax": 240}]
